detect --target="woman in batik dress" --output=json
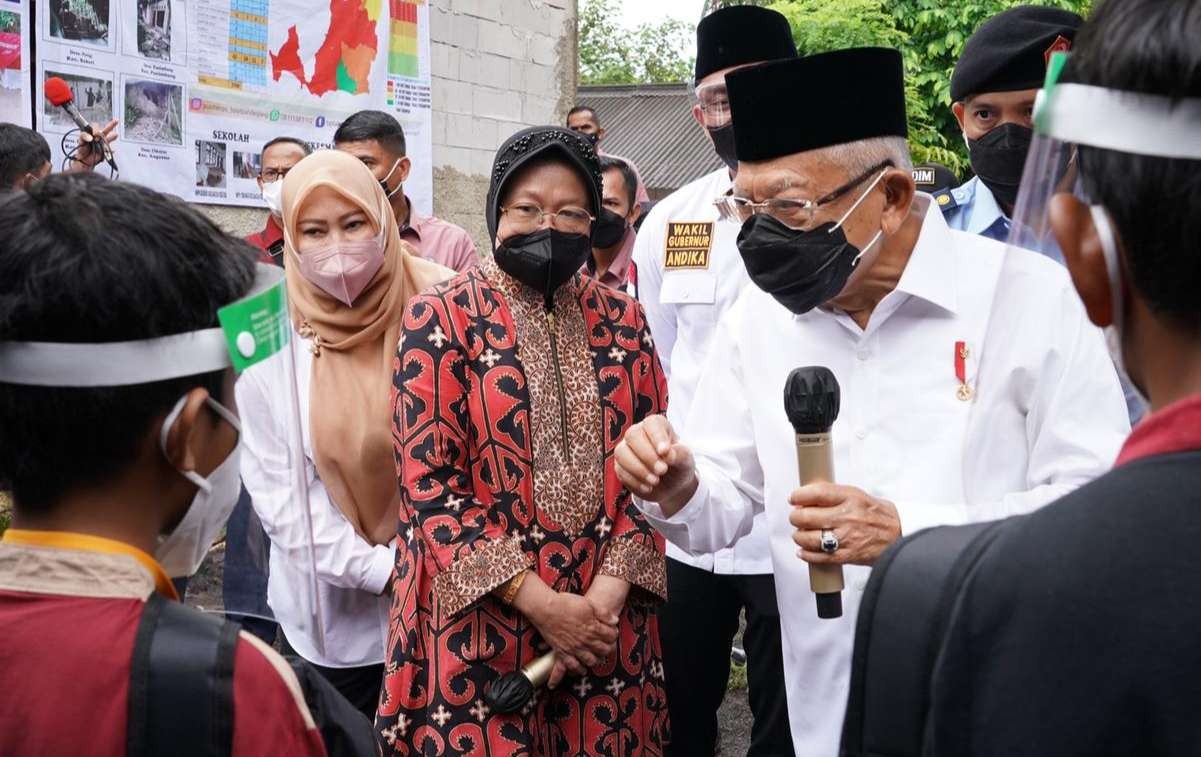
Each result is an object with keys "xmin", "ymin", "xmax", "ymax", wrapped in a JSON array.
[{"xmin": 376, "ymin": 126, "xmax": 670, "ymax": 756}]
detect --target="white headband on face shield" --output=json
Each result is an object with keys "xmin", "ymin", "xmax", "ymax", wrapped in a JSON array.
[
  {"xmin": 0, "ymin": 264, "xmax": 283, "ymax": 387},
  {"xmin": 1038, "ymin": 83, "xmax": 1201, "ymax": 160}
]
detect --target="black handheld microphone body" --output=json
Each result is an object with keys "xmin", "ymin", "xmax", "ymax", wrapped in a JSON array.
[
  {"xmin": 784, "ymin": 366, "xmax": 845, "ymax": 619},
  {"xmin": 44, "ymin": 76, "xmax": 118, "ymax": 173}
]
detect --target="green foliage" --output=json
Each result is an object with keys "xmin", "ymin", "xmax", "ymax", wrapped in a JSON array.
[
  {"xmin": 578, "ymin": 0, "xmax": 1092, "ymax": 174},
  {"xmin": 579, "ymin": 0, "xmax": 695, "ymax": 86}
]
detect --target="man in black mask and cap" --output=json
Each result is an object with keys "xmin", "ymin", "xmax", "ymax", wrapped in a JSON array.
[
  {"xmin": 939, "ymin": 5, "xmax": 1082, "ymax": 248},
  {"xmin": 629, "ymin": 6, "xmax": 798, "ymax": 755},
  {"xmin": 616, "ymin": 46, "xmax": 1130, "ymax": 756}
]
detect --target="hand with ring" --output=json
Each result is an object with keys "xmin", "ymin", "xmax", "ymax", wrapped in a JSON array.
[{"xmin": 788, "ymin": 482, "xmax": 902, "ymax": 566}]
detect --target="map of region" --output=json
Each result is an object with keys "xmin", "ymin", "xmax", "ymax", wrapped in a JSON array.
[{"xmin": 269, "ymin": 0, "xmax": 378, "ymax": 96}]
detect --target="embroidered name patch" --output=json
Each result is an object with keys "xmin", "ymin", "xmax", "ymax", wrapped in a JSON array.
[{"xmin": 664, "ymin": 222, "xmax": 713, "ymax": 269}]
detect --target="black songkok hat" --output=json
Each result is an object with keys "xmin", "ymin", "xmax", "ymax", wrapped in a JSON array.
[
  {"xmin": 694, "ymin": 5, "xmax": 798, "ymax": 84},
  {"xmin": 727, "ymin": 47, "xmax": 908, "ymax": 162},
  {"xmin": 485, "ymin": 125, "xmax": 602, "ymax": 242},
  {"xmin": 950, "ymin": 5, "xmax": 1082, "ymax": 102}
]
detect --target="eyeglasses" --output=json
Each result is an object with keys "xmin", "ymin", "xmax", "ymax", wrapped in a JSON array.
[
  {"xmin": 261, "ymin": 166, "xmax": 293, "ymax": 182},
  {"xmin": 500, "ymin": 203, "xmax": 595, "ymax": 234},
  {"xmin": 714, "ymin": 160, "xmax": 895, "ymax": 229},
  {"xmin": 695, "ymin": 82, "xmax": 731, "ymax": 128}
]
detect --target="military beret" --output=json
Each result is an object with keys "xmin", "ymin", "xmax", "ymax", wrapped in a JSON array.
[
  {"xmin": 694, "ymin": 5, "xmax": 797, "ymax": 84},
  {"xmin": 950, "ymin": 5, "xmax": 1082, "ymax": 102},
  {"xmin": 727, "ymin": 47, "xmax": 908, "ymax": 162}
]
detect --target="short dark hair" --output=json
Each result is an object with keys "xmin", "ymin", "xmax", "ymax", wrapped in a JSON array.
[
  {"xmin": 1071, "ymin": 0, "xmax": 1201, "ymax": 333},
  {"xmin": 600, "ymin": 156, "xmax": 637, "ymax": 210},
  {"xmin": 0, "ymin": 123, "xmax": 52, "ymax": 189},
  {"xmin": 260, "ymin": 135, "xmax": 311, "ymax": 162},
  {"xmin": 333, "ymin": 110, "xmax": 406, "ymax": 157},
  {"xmin": 0, "ymin": 173, "xmax": 257, "ymax": 511},
  {"xmin": 567, "ymin": 105, "xmax": 599, "ymax": 126}
]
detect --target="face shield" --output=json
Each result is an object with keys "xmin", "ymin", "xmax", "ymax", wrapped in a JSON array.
[
  {"xmin": 0, "ymin": 264, "xmax": 325, "ymax": 655},
  {"xmin": 1008, "ymin": 52, "xmax": 1201, "ymax": 254}
]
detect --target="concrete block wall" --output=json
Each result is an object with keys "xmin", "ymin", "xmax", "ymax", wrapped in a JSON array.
[{"xmin": 198, "ymin": 0, "xmax": 579, "ymax": 253}]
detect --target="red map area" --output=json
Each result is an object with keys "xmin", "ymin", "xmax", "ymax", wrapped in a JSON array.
[{"xmin": 269, "ymin": 0, "xmax": 377, "ymax": 96}]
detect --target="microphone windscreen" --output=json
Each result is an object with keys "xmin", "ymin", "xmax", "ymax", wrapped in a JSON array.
[
  {"xmin": 784, "ymin": 366, "xmax": 841, "ymax": 434},
  {"xmin": 485, "ymin": 671, "xmax": 535, "ymax": 714},
  {"xmin": 45, "ymin": 77, "xmax": 74, "ymax": 106}
]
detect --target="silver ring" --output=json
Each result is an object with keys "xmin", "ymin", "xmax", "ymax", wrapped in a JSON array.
[{"xmin": 820, "ymin": 529, "xmax": 839, "ymax": 554}]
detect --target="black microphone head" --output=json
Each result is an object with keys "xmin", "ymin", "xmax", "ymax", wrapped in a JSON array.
[
  {"xmin": 485, "ymin": 670, "xmax": 535, "ymax": 714},
  {"xmin": 784, "ymin": 366, "xmax": 841, "ymax": 434}
]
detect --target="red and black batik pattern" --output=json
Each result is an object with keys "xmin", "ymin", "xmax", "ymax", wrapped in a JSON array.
[{"xmin": 377, "ymin": 256, "xmax": 669, "ymax": 756}]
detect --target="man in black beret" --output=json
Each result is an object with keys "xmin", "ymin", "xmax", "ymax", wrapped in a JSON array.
[
  {"xmin": 617, "ymin": 46, "xmax": 1129, "ymax": 755},
  {"xmin": 940, "ymin": 5, "xmax": 1082, "ymax": 245},
  {"xmin": 630, "ymin": 6, "xmax": 798, "ymax": 755}
]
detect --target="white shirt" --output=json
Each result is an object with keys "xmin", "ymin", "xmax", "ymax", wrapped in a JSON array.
[
  {"xmin": 638, "ymin": 196, "xmax": 1130, "ymax": 756},
  {"xmin": 237, "ymin": 338, "xmax": 393, "ymax": 668},
  {"xmin": 633, "ymin": 167, "xmax": 771, "ymax": 574}
]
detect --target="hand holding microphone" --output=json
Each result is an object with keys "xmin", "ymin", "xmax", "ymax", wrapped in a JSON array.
[
  {"xmin": 44, "ymin": 76, "xmax": 119, "ymax": 173},
  {"xmin": 784, "ymin": 367, "xmax": 901, "ymax": 593}
]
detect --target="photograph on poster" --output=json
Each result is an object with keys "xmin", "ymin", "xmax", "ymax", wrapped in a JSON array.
[
  {"xmin": 135, "ymin": 0, "xmax": 170, "ymax": 60},
  {"xmin": 0, "ymin": 9, "xmax": 17, "ymax": 124},
  {"xmin": 195, "ymin": 140, "xmax": 226, "ymax": 187},
  {"xmin": 43, "ymin": 69, "xmax": 113, "ymax": 128},
  {"xmin": 124, "ymin": 78, "xmax": 183, "ymax": 145},
  {"xmin": 233, "ymin": 150, "xmax": 260, "ymax": 180},
  {"xmin": 49, "ymin": 0, "xmax": 110, "ymax": 45}
]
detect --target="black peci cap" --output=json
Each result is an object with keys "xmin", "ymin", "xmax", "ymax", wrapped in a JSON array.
[
  {"xmin": 726, "ymin": 47, "xmax": 908, "ymax": 163},
  {"xmin": 694, "ymin": 5, "xmax": 797, "ymax": 84},
  {"xmin": 950, "ymin": 5, "xmax": 1082, "ymax": 102}
]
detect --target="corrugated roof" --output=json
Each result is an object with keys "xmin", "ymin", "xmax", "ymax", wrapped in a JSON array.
[{"xmin": 578, "ymin": 83, "xmax": 723, "ymax": 196}]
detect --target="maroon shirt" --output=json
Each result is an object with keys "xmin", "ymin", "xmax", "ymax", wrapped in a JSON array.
[
  {"xmin": 1114, "ymin": 392, "xmax": 1201, "ymax": 466},
  {"xmin": 245, "ymin": 214, "xmax": 285, "ymax": 265}
]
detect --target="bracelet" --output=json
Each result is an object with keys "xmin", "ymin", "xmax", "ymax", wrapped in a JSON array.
[{"xmin": 500, "ymin": 571, "xmax": 528, "ymax": 605}]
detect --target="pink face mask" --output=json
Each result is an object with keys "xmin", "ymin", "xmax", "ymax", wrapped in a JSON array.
[{"xmin": 297, "ymin": 232, "xmax": 386, "ymax": 307}]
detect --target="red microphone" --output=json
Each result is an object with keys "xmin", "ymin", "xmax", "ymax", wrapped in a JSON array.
[{"xmin": 45, "ymin": 76, "xmax": 116, "ymax": 171}]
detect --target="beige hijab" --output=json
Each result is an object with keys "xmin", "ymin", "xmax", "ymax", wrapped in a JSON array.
[{"xmin": 282, "ymin": 150, "xmax": 453, "ymax": 545}]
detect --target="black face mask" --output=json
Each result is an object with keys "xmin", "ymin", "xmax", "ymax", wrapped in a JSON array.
[
  {"xmin": 967, "ymin": 122, "xmax": 1033, "ymax": 210},
  {"xmin": 575, "ymin": 131, "xmax": 599, "ymax": 147},
  {"xmin": 591, "ymin": 208, "xmax": 627, "ymax": 249},
  {"xmin": 707, "ymin": 124, "xmax": 738, "ymax": 173},
  {"xmin": 736, "ymin": 214, "xmax": 874, "ymax": 315},
  {"xmin": 494, "ymin": 228, "xmax": 592, "ymax": 309}
]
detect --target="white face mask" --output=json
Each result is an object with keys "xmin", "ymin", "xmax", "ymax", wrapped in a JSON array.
[
  {"xmin": 261, "ymin": 179, "xmax": 284, "ymax": 217},
  {"xmin": 155, "ymin": 394, "xmax": 243, "ymax": 577},
  {"xmin": 1090, "ymin": 204, "xmax": 1149, "ymax": 408}
]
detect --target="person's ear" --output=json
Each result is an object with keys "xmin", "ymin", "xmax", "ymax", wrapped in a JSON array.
[
  {"xmin": 878, "ymin": 168, "xmax": 915, "ymax": 235},
  {"xmin": 161, "ymin": 387, "xmax": 212, "ymax": 475},
  {"xmin": 952, "ymin": 101, "xmax": 967, "ymax": 131},
  {"xmin": 691, "ymin": 104, "xmax": 706, "ymax": 132},
  {"xmin": 14, "ymin": 173, "xmax": 37, "ymax": 191},
  {"xmin": 397, "ymin": 156, "xmax": 412, "ymax": 184},
  {"xmin": 597, "ymin": 126, "xmax": 606, "ymax": 141},
  {"xmin": 1050, "ymin": 194, "xmax": 1113, "ymax": 327},
  {"xmin": 256, "ymin": 175, "xmax": 264, "ymax": 192},
  {"xmin": 629, "ymin": 201, "xmax": 642, "ymax": 224}
]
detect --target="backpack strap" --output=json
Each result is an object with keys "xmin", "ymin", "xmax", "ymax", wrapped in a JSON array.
[
  {"xmin": 841, "ymin": 521, "xmax": 1005, "ymax": 757},
  {"xmin": 127, "ymin": 593, "xmax": 238, "ymax": 757}
]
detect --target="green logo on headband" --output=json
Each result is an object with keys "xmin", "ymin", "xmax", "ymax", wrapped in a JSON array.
[
  {"xmin": 1034, "ymin": 51, "xmax": 1071, "ymax": 134},
  {"xmin": 218, "ymin": 276, "xmax": 289, "ymax": 371}
]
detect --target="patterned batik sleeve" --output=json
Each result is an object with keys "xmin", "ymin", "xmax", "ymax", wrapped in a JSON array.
[
  {"xmin": 394, "ymin": 293, "xmax": 532, "ymax": 617},
  {"xmin": 600, "ymin": 300, "xmax": 668, "ymax": 603}
]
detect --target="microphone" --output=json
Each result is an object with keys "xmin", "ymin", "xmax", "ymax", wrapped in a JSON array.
[
  {"xmin": 44, "ymin": 76, "xmax": 117, "ymax": 172},
  {"xmin": 784, "ymin": 366, "xmax": 845, "ymax": 619},
  {"xmin": 484, "ymin": 651, "xmax": 556, "ymax": 713}
]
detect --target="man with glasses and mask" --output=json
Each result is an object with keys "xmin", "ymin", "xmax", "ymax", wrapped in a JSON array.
[
  {"xmin": 334, "ymin": 110, "xmax": 477, "ymax": 272},
  {"xmin": 629, "ymin": 6, "xmax": 799, "ymax": 755},
  {"xmin": 615, "ymin": 47, "xmax": 1129, "ymax": 756},
  {"xmin": 247, "ymin": 135, "xmax": 311, "ymax": 264},
  {"xmin": 938, "ymin": 6, "xmax": 1081, "ymax": 248}
]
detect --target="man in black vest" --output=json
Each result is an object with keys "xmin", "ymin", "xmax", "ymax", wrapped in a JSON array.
[{"xmin": 873, "ymin": 1, "xmax": 1201, "ymax": 754}]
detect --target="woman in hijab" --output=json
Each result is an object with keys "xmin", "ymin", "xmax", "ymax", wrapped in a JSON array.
[
  {"xmin": 377, "ymin": 127, "xmax": 670, "ymax": 754},
  {"xmin": 238, "ymin": 150, "xmax": 452, "ymax": 719}
]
